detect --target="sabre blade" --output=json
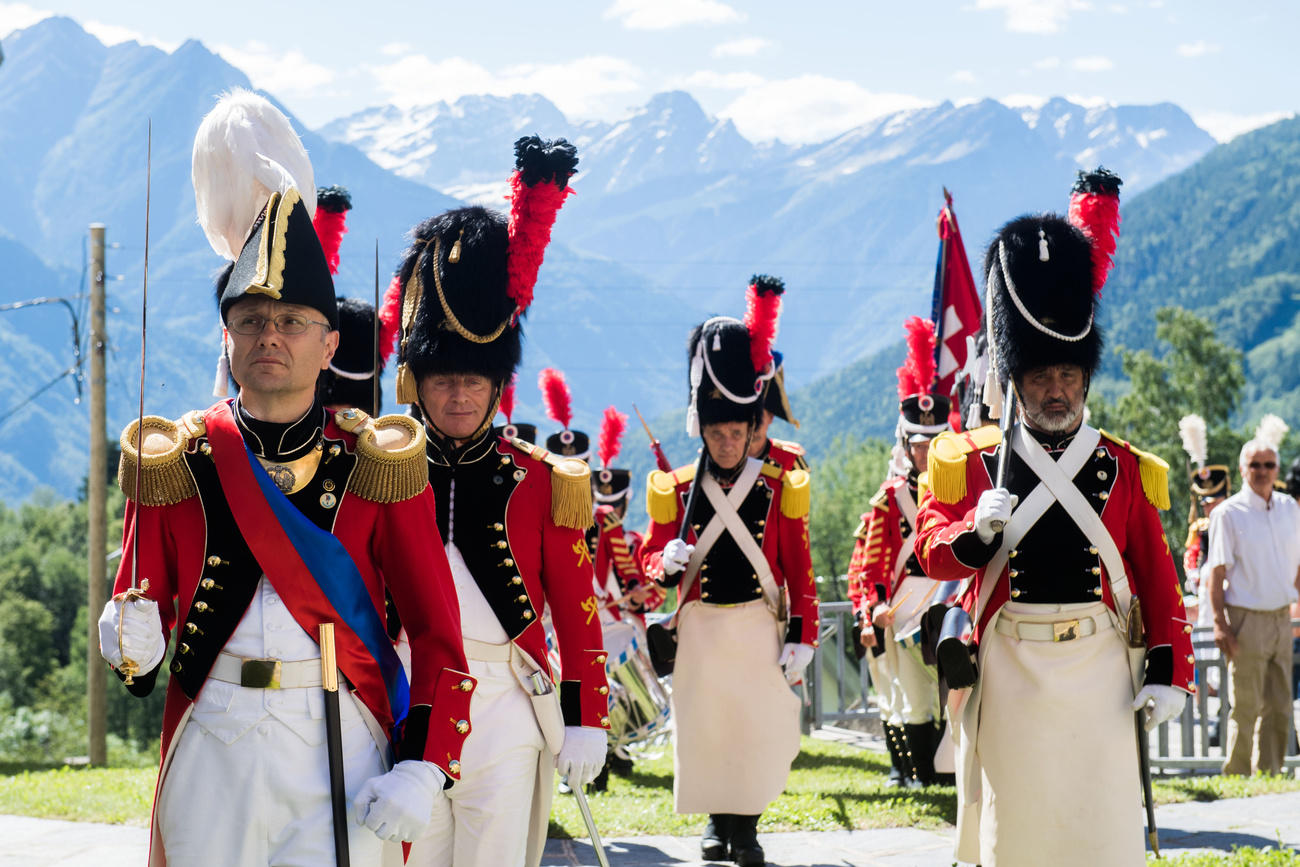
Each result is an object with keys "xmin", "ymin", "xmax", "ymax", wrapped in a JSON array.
[{"xmin": 570, "ymin": 781, "xmax": 611, "ymax": 867}]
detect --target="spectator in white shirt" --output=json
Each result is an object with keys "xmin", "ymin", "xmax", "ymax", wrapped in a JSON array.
[{"xmin": 1206, "ymin": 438, "xmax": 1300, "ymax": 775}]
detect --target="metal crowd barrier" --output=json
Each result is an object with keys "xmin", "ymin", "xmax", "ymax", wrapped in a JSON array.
[{"xmin": 804, "ymin": 599, "xmax": 1300, "ymax": 775}]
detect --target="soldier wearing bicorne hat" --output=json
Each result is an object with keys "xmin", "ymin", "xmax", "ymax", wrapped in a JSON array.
[
  {"xmin": 97, "ymin": 90, "xmax": 473, "ymax": 866},
  {"xmin": 388, "ymin": 136, "xmax": 611, "ymax": 867},
  {"xmin": 640, "ymin": 280, "xmax": 818, "ymax": 867},
  {"xmin": 914, "ymin": 168, "xmax": 1193, "ymax": 866}
]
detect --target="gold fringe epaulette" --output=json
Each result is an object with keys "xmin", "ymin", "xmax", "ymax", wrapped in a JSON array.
[
  {"xmin": 118, "ymin": 415, "xmax": 198, "ymax": 506},
  {"xmin": 780, "ymin": 468, "xmax": 811, "ymax": 519},
  {"xmin": 1099, "ymin": 430, "xmax": 1172, "ymax": 510},
  {"xmin": 508, "ymin": 436, "xmax": 593, "ymax": 530},
  {"xmin": 647, "ymin": 463, "xmax": 695, "ymax": 525},
  {"xmin": 917, "ymin": 471, "xmax": 931, "ymax": 504},
  {"xmin": 927, "ymin": 425, "xmax": 1002, "ymax": 505},
  {"xmin": 342, "ymin": 411, "xmax": 428, "ymax": 504}
]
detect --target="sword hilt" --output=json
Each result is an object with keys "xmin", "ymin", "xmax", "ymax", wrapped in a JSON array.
[{"xmin": 115, "ymin": 578, "xmax": 151, "ymax": 685}]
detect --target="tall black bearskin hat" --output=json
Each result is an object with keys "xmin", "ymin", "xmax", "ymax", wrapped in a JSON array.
[
  {"xmin": 593, "ymin": 406, "xmax": 632, "ymax": 504},
  {"xmin": 387, "ymin": 136, "xmax": 578, "ymax": 415},
  {"xmin": 193, "ymin": 90, "xmax": 336, "ymax": 329},
  {"xmin": 686, "ymin": 317, "xmax": 766, "ymax": 434},
  {"xmin": 321, "ymin": 297, "xmax": 383, "ymax": 414},
  {"xmin": 984, "ymin": 168, "xmax": 1121, "ymax": 393},
  {"xmin": 897, "ymin": 316, "xmax": 952, "ymax": 440},
  {"xmin": 539, "ymin": 367, "xmax": 591, "ymax": 459}
]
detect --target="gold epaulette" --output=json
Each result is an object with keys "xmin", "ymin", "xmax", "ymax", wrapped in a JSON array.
[
  {"xmin": 927, "ymin": 425, "xmax": 1002, "ymax": 505},
  {"xmin": 853, "ymin": 517, "xmax": 870, "ymax": 539},
  {"xmin": 917, "ymin": 471, "xmax": 931, "ymax": 503},
  {"xmin": 338, "ymin": 410, "xmax": 428, "ymax": 504},
  {"xmin": 780, "ymin": 467, "xmax": 811, "ymax": 519},
  {"xmin": 508, "ymin": 436, "xmax": 593, "ymax": 530},
  {"xmin": 118, "ymin": 414, "xmax": 198, "ymax": 505},
  {"xmin": 646, "ymin": 462, "xmax": 695, "ymax": 525},
  {"xmin": 867, "ymin": 486, "xmax": 890, "ymax": 512},
  {"xmin": 1099, "ymin": 430, "xmax": 1172, "ymax": 510}
]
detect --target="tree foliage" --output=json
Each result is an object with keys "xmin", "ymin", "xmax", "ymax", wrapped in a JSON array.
[{"xmin": 808, "ymin": 436, "xmax": 892, "ymax": 599}]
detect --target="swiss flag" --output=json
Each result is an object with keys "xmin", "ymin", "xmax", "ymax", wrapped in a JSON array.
[{"xmin": 930, "ymin": 190, "xmax": 982, "ymax": 424}]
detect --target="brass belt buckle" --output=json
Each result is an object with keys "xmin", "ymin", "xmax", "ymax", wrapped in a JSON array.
[
  {"xmin": 1052, "ymin": 619, "xmax": 1081, "ymax": 642},
  {"xmin": 241, "ymin": 658, "xmax": 282, "ymax": 689}
]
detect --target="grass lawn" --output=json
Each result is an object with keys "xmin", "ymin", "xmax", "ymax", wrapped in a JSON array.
[
  {"xmin": 1156, "ymin": 848, "xmax": 1300, "ymax": 865},
  {"xmin": 3, "ymin": 737, "xmax": 1300, "ymax": 843}
]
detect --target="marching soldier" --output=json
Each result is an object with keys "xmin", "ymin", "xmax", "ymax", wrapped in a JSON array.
[
  {"xmin": 390, "ymin": 136, "xmax": 611, "ymax": 867},
  {"xmin": 847, "ymin": 316, "xmax": 951, "ymax": 787},
  {"xmin": 1178, "ymin": 413, "xmax": 1232, "ymax": 599},
  {"xmin": 97, "ymin": 91, "xmax": 472, "ymax": 866},
  {"xmin": 744, "ymin": 277, "xmax": 808, "ymax": 474},
  {"xmin": 914, "ymin": 169, "xmax": 1193, "ymax": 866},
  {"xmin": 640, "ymin": 281, "xmax": 818, "ymax": 867}
]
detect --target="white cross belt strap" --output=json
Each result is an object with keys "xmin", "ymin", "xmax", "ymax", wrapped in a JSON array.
[
  {"xmin": 700, "ymin": 464, "xmax": 786, "ymax": 623},
  {"xmin": 974, "ymin": 427, "xmax": 1097, "ymax": 627},
  {"xmin": 891, "ymin": 482, "xmax": 919, "ymax": 584}
]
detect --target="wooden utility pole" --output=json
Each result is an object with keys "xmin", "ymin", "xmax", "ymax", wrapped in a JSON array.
[{"xmin": 87, "ymin": 223, "xmax": 107, "ymax": 767}]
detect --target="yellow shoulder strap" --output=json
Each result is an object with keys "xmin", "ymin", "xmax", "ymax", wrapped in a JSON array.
[
  {"xmin": 118, "ymin": 415, "xmax": 197, "ymax": 506},
  {"xmin": 345, "ymin": 413, "xmax": 428, "ymax": 503},
  {"xmin": 1099, "ymin": 430, "xmax": 1171, "ymax": 510},
  {"xmin": 927, "ymin": 426, "xmax": 1001, "ymax": 505},
  {"xmin": 780, "ymin": 468, "xmax": 811, "ymax": 519},
  {"xmin": 646, "ymin": 463, "xmax": 696, "ymax": 525}
]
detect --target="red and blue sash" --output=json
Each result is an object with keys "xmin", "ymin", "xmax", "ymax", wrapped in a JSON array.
[{"xmin": 206, "ymin": 402, "xmax": 409, "ymax": 733}]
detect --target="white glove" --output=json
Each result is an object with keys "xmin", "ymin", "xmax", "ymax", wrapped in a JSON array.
[
  {"xmin": 353, "ymin": 760, "xmax": 446, "ymax": 842},
  {"xmin": 662, "ymin": 539, "xmax": 695, "ymax": 575},
  {"xmin": 1132, "ymin": 684, "xmax": 1187, "ymax": 731},
  {"xmin": 97, "ymin": 596, "xmax": 165, "ymax": 674},
  {"xmin": 556, "ymin": 726, "xmax": 608, "ymax": 787},
  {"xmin": 973, "ymin": 488, "xmax": 1017, "ymax": 544},
  {"xmin": 777, "ymin": 642, "xmax": 816, "ymax": 685}
]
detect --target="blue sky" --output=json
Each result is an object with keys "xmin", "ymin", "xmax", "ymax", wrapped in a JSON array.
[{"xmin": 1, "ymin": 0, "xmax": 1294, "ymax": 143}]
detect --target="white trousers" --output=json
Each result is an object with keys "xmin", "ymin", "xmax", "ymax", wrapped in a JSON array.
[
  {"xmin": 881, "ymin": 625, "xmax": 939, "ymax": 726},
  {"xmin": 156, "ymin": 688, "xmax": 390, "ymax": 866},
  {"xmin": 409, "ymin": 654, "xmax": 545, "ymax": 867}
]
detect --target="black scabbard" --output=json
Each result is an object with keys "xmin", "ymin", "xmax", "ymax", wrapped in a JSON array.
[
  {"xmin": 320, "ymin": 624, "xmax": 350, "ymax": 867},
  {"xmin": 1137, "ymin": 709, "xmax": 1159, "ymax": 856}
]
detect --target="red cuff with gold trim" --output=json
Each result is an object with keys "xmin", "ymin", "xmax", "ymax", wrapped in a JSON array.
[{"xmin": 559, "ymin": 647, "xmax": 613, "ymax": 730}]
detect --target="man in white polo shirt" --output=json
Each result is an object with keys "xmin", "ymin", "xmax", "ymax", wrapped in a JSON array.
[{"xmin": 1207, "ymin": 437, "xmax": 1300, "ymax": 776}]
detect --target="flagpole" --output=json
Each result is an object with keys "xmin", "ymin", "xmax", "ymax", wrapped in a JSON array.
[{"xmin": 929, "ymin": 187, "xmax": 953, "ymax": 392}]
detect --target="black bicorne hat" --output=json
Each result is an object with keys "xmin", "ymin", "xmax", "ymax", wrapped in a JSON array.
[
  {"xmin": 762, "ymin": 349, "xmax": 801, "ymax": 428},
  {"xmin": 221, "ymin": 187, "xmax": 338, "ymax": 328},
  {"xmin": 320, "ymin": 296, "xmax": 382, "ymax": 414},
  {"xmin": 984, "ymin": 213, "xmax": 1102, "ymax": 382},
  {"xmin": 1190, "ymin": 465, "xmax": 1231, "ymax": 500},
  {"xmin": 686, "ymin": 317, "xmax": 766, "ymax": 435}
]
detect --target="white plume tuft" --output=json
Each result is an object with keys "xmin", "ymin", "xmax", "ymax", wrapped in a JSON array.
[
  {"xmin": 1255, "ymin": 413, "xmax": 1289, "ymax": 453},
  {"xmin": 1178, "ymin": 414, "xmax": 1208, "ymax": 468},
  {"xmin": 192, "ymin": 88, "xmax": 315, "ymax": 261}
]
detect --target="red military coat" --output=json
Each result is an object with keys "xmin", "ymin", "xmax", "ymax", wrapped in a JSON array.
[
  {"xmin": 640, "ymin": 458, "xmax": 820, "ymax": 646},
  {"xmin": 844, "ymin": 514, "xmax": 873, "ymax": 623},
  {"xmin": 913, "ymin": 424, "xmax": 1195, "ymax": 692},
  {"xmin": 424, "ymin": 431, "xmax": 611, "ymax": 730},
  {"xmin": 590, "ymin": 504, "xmax": 664, "ymax": 621}
]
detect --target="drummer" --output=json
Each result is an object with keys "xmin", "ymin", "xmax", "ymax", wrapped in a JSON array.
[{"xmin": 849, "ymin": 317, "xmax": 952, "ymax": 787}]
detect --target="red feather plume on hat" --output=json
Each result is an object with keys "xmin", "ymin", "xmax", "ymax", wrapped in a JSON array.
[
  {"xmin": 896, "ymin": 316, "xmax": 937, "ymax": 399},
  {"xmin": 506, "ymin": 137, "xmax": 579, "ymax": 319},
  {"xmin": 311, "ymin": 185, "xmax": 351, "ymax": 276},
  {"xmin": 1068, "ymin": 167, "xmax": 1122, "ymax": 296},
  {"xmin": 499, "ymin": 373, "xmax": 517, "ymax": 422},
  {"xmin": 597, "ymin": 406, "xmax": 628, "ymax": 469},
  {"xmin": 538, "ymin": 367, "xmax": 572, "ymax": 430},
  {"xmin": 744, "ymin": 274, "xmax": 784, "ymax": 375},
  {"xmin": 378, "ymin": 273, "xmax": 402, "ymax": 362}
]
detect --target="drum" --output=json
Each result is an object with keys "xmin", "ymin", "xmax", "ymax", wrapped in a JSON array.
[{"xmin": 602, "ymin": 621, "xmax": 672, "ymax": 753}]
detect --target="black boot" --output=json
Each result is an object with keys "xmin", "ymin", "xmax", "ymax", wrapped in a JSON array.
[
  {"xmin": 607, "ymin": 749, "xmax": 634, "ymax": 777},
  {"xmin": 905, "ymin": 722, "xmax": 938, "ymax": 787},
  {"xmin": 587, "ymin": 761, "xmax": 610, "ymax": 793},
  {"xmin": 701, "ymin": 814, "xmax": 731, "ymax": 861},
  {"xmin": 729, "ymin": 814, "xmax": 765, "ymax": 866},
  {"xmin": 883, "ymin": 723, "xmax": 909, "ymax": 787}
]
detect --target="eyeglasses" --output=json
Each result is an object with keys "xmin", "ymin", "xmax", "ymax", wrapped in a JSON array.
[
  {"xmin": 1248, "ymin": 461, "xmax": 1278, "ymax": 470},
  {"xmin": 227, "ymin": 313, "xmax": 331, "ymax": 335}
]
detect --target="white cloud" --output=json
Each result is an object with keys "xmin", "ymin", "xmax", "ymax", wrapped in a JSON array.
[
  {"xmin": 0, "ymin": 2, "xmax": 49, "ymax": 37},
  {"xmin": 1032, "ymin": 56, "xmax": 1061, "ymax": 70},
  {"xmin": 718, "ymin": 75, "xmax": 932, "ymax": 144},
  {"xmin": 216, "ymin": 41, "xmax": 336, "ymax": 95},
  {"xmin": 604, "ymin": 0, "xmax": 742, "ymax": 30},
  {"xmin": 369, "ymin": 54, "xmax": 643, "ymax": 119},
  {"xmin": 712, "ymin": 37, "xmax": 769, "ymax": 58},
  {"xmin": 1177, "ymin": 40, "xmax": 1221, "ymax": 58},
  {"xmin": 379, "ymin": 42, "xmax": 412, "ymax": 57},
  {"xmin": 1071, "ymin": 55, "xmax": 1114, "ymax": 71},
  {"xmin": 83, "ymin": 20, "xmax": 178, "ymax": 51},
  {"xmin": 675, "ymin": 70, "xmax": 764, "ymax": 90},
  {"xmin": 951, "ymin": 70, "xmax": 977, "ymax": 84},
  {"xmin": 1002, "ymin": 93, "xmax": 1049, "ymax": 109},
  {"xmin": 1192, "ymin": 110, "xmax": 1292, "ymax": 143},
  {"xmin": 974, "ymin": 0, "xmax": 1091, "ymax": 34}
]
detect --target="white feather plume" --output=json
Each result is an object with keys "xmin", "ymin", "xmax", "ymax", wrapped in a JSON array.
[
  {"xmin": 192, "ymin": 88, "xmax": 316, "ymax": 261},
  {"xmin": 1178, "ymin": 414, "xmax": 1207, "ymax": 468},
  {"xmin": 1255, "ymin": 413, "xmax": 1289, "ymax": 453}
]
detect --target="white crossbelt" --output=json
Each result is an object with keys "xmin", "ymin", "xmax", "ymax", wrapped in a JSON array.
[
  {"xmin": 699, "ymin": 465, "xmax": 785, "ymax": 621},
  {"xmin": 208, "ymin": 651, "xmax": 325, "ymax": 689},
  {"xmin": 464, "ymin": 637, "xmax": 514, "ymax": 662},
  {"xmin": 890, "ymin": 483, "xmax": 919, "ymax": 584},
  {"xmin": 994, "ymin": 613, "xmax": 1098, "ymax": 642}
]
